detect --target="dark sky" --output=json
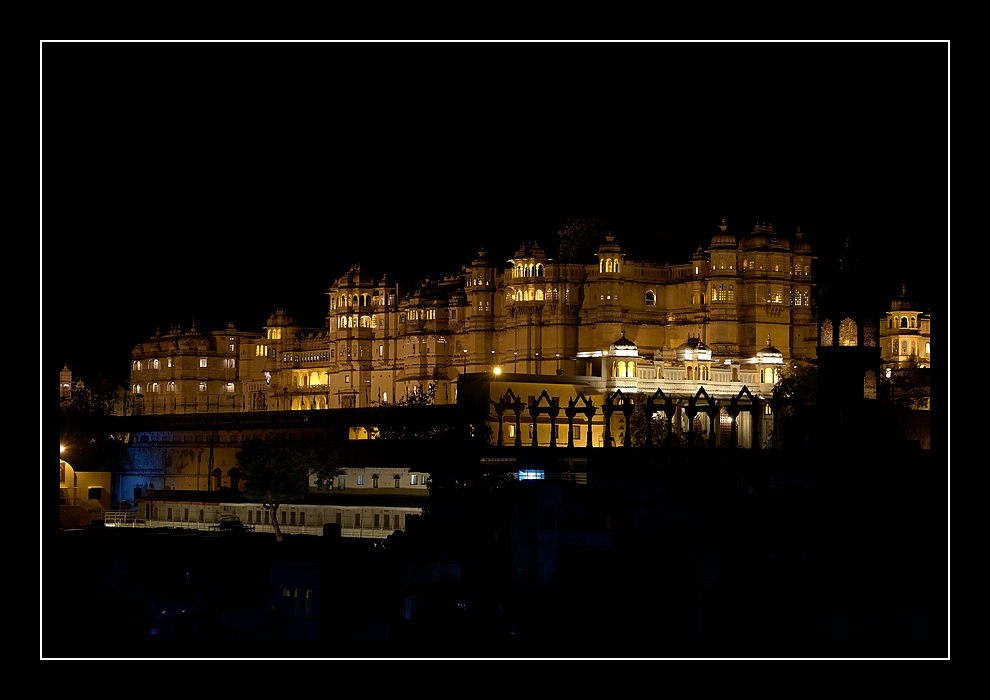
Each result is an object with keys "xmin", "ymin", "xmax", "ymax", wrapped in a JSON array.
[{"xmin": 49, "ymin": 42, "xmax": 947, "ymax": 388}]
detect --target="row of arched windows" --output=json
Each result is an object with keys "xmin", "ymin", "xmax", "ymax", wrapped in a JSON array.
[
  {"xmin": 513, "ymin": 263, "xmax": 545, "ymax": 278},
  {"xmin": 332, "ymin": 294, "xmax": 373, "ymax": 309},
  {"xmin": 599, "ymin": 257, "xmax": 621, "ymax": 273},
  {"xmin": 890, "ymin": 315, "xmax": 919, "ymax": 329},
  {"xmin": 611, "ymin": 360, "xmax": 635, "ymax": 378},
  {"xmin": 509, "ymin": 287, "xmax": 562, "ymax": 302},
  {"xmin": 821, "ymin": 318, "xmax": 878, "ymax": 347},
  {"xmin": 336, "ymin": 315, "xmax": 374, "ymax": 328}
]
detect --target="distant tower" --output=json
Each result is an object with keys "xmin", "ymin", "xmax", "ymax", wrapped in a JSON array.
[
  {"xmin": 60, "ymin": 365, "xmax": 83, "ymax": 398},
  {"xmin": 814, "ymin": 236, "xmax": 885, "ymax": 445}
]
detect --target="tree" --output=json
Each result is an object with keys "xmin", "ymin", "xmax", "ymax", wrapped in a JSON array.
[
  {"xmin": 880, "ymin": 365, "xmax": 931, "ymax": 410},
  {"xmin": 235, "ymin": 440, "xmax": 339, "ymax": 542},
  {"xmin": 59, "ymin": 374, "xmax": 128, "ymax": 474},
  {"xmin": 771, "ymin": 363, "xmax": 819, "ymax": 449},
  {"xmin": 555, "ymin": 216, "xmax": 610, "ymax": 265}
]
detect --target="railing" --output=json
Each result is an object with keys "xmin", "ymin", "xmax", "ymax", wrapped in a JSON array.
[
  {"xmin": 104, "ymin": 510, "xmax": 140, "ymax": 527},
  {"xmin": 107, "ymin": 518, "xmax": 403, "ymax": 539}
]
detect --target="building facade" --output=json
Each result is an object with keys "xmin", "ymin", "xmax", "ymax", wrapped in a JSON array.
[{"xmin": 126, "ymin": 220, "xmax": 819, "ymax": 423}]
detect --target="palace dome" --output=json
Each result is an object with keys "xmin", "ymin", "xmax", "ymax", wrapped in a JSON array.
[
  {"xmin": 609, "ymin": 329, "xmax": 638, "ymax": 357},
  {"xmin": 267, "ymin": 308, "xmax": 294, "ymax": 326},
  {"xmin": 756, "ymin": 336, "xmax": 784, "ymax": 364},
  {"xmin": 739, "ymin": 222, "xmax": 775, "ymax": 250},
  {"xmin": 675, "ymin": 336, "xmax": 712, "ymax": 362},
  {"xmin": 709, "ymin": 219, "xmax": 736, "ymax": 247}
]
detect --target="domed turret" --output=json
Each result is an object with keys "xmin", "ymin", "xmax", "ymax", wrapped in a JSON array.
[
  {"xmin": 755, "ymin": 335, "xmax": 784, "ymax": 364},
  {"xmin": 739, "ymin": 222, "xmax": 775, "ymax": 250},
  {"xmin": 890, "ymin": 284, "xmax": 916, "ymax": 312},
  {"xmin": 709, "ymin": 218, "xmax": 736, "ymax": 248},
  {"xmin": 792, "ymin": 226, "xmax": 811, "ymax": 253},
  {"xmin": 675, "ymin": 336, "xmax": 712, "ymax": 362},
  {"xmin": 267, "ymin": 308, "xmax": 294, "ymax": 326},
  {"xmin": 609, "ymin": 328, "xmax": 638, "ymax": 357}
]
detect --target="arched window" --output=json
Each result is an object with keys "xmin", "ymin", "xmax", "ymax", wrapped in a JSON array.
[
  {"xmin": 536, "ymin": 264, "xmax": 544, "ymax": 277},
  {"xmin": 888, "ymin": 318, "xmax": 894, "ymax": 329},
  {"xmin": 821, "ymin": 319, "xmax": 834, "ymax": 346},
  {"xmin": 646, "ymin": 290, "xmax": 655, "ymax": 306},
  {"xmin": 863, "ymin": 370, "xmax": 877, "ymax": 400},
  {"xmin": 900, "ymin": 316, "xmax": 908, "ymax": 328},
  {"xmin": 606, "ymin": 259, "xmax": 613, "ymax": 273},
  {"xmin": 535, "ymin": 289, "xmax": 544, "ymax": 301},
  {"xmin": 926, "ymin": 342, "xmax": 930, "ymax": 355},
  {"xmin": 863, "ymin": 321, "xmax": 877, "ymax": 347},
  {"xmin": 839, "ymin": 318, "xmax": 858, "ymax": 346},
  {"xmin": 909, "ymin": 316, "xmax": 916, "ymax": 329}
]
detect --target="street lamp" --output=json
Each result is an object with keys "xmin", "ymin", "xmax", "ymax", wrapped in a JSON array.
[{"xmin": 514, "ymin": 351, "xmax": 518, "ymax": 372}]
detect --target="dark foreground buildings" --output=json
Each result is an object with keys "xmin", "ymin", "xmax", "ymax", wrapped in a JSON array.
[{"xmin": 54, "ymin": 441, "xmax": 937, "ymax": 658}]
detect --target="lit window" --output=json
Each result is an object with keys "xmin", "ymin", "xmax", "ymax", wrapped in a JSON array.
[
  {"xmin": 167, "ymin": 382, "xmax": 175, "ymax": 392},
  {"xmin": 839, "ymin": 318, "xmax": 857, "ymax": 346},
  {"xmin": 225, "ymin": 358, "xmax": 235, "ymax": 369},
  {"xmin": 863, "ymin": 370, "xmax": 877, "ymax": 400},
  {"xmin": 199, "ymin": 382, "xmax": 207, "ymax": 392},
  {"xmin": 226, "ymin": 383, "xmax": 234, "ymax": 393},
  {"xmin": 517, "ymin": 470, "xmax": 545, "ymax": 480},
  {"xmin": 357, "ymin": 475, "xmax": 364, "ymax": 486},
  {"xmin": 821, "ymin": 319, "xmax": 834, "ymax": 346},
  {"xmin": 152, "ymin": 359, "xmax": 159, "ymax": 370},
  {"xmin": 199, "ymin": 358, "xmax": 208, "ymax": 368},
  {"xmin": 229, "ymin": 343, "xmax": 235, "ymax": 352},
  {"xmin": 410, "ymin": 474, "xmax": 418, "ymax": 486},
  {"xmin": 151, "ymin": 382, "xmax": 159, "ymax": 393},
  {"xmin": 167, "ymin": 357, "xmax": 173, "ymax": 368}
]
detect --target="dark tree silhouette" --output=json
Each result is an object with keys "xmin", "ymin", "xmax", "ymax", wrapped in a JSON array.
[{"xmin": 235, "ymin": 440, "xmax": 339, "ymax": 542}]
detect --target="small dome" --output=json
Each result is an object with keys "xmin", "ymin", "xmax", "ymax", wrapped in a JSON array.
[
  {"xmin": 609, "ymin": 329, "xmax": 638, "ymax": 356},
  {"xmin": 709, "ymin": 218, "xmax": 736, "ymax": 247},
  {"xmin": 739, "ymin": 222, "xmax": 775, "ymax": 250},
  {"xmin": 675, "ymin": 336, "xmax": 712, "ymax": 362},
  {"xmin": 792, "ymin": 227, "xmax": 811, "ymax": 253},
  {"xmin": 756, "ymin": 335, "xmax": 784, "ymax": 364},
  {"xmin": 267, "ymin": 308, "xmax": 294, "ymax": 326},
  {"xmin": 890, "ymin": 284, "xmax": 916, "ymax": 312}
]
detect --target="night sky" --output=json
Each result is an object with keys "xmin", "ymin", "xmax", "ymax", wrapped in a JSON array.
[{"xmin": 49, "ymin": 42, "xmax": 947, "ymax": 389}]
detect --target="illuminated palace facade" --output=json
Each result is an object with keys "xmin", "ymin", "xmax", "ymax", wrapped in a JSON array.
[{"xmin": 126, "ymin": 220, "xmax": 817, "ymax": 446}]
